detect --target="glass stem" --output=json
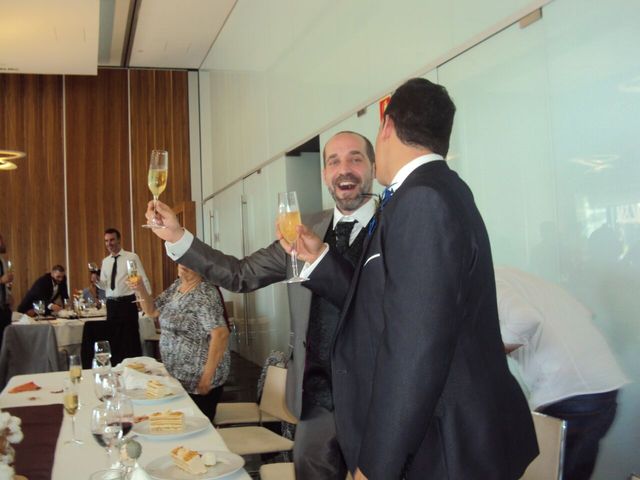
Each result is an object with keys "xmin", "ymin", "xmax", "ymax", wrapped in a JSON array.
[
  {"xmin": 71, "ymin": 415, "xmax": 77, "ymax": 441},
  {"xmin": 152, "ymin": 196, "xmax": 158, "ymax": 224},
  {"xmin": 290, "ymin": 247, "xmax": 299, "ymax": 278}
]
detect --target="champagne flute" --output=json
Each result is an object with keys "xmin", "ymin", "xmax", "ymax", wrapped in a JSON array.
[
  {"xmin": 63, "ymin": 379, "xmax": 83, "ymax": 445},
  {"xmin": 142, "ymin": 149, "xmax": 168, "ymax": 229},
  {"xmin": 69, "ymin": 354, "xmax": 83, "ymax": 383},
  {"xmin": 94, "ymin": 340, "xmax": 112, "ymax": 367},
  {"xmin": 125, "ymin": 259, "xmax": 143, "ymax": 303},
  {"xmin": 277, "ymin": 191, "xmax": 307, "ymax": 283},
  {"xmin": 6, "ymin": 259, "xmax": 13, "ymax": 290}
]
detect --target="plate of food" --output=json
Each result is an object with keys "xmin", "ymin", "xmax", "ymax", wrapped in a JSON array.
[
  {"xmin": 145, "ymin": 448, "xmax": 244, "ymax": 479},
  {"xmin": 124, "ymin": 380, "xmax": 184, "ymax": 405},
  {"xmin": 132, "ymin": 411, "xmax": 210, "ymax": 440}
]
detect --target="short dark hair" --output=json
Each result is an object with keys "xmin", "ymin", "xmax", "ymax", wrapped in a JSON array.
[
  {"xmin": 104, "ymin": 228, "xmax": 121, "ymax": 240},
  {"xmin": 384, "ymin": 78, "xmax": 456, "ymax": 157},
  {"xmin": 51, "ymin": 264, "xmax": 65, "ymax": 273},
  {"xmin": 322, "ymin": 131, "xmax": 375, "ymax": 166}
]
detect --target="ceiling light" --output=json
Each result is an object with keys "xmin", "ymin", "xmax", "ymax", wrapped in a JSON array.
[{"xmin": 0, "ymin": 150, "xmax": 26, "ymax": 171}]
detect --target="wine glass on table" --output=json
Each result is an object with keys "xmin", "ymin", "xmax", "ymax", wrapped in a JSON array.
[
  {"xmin": 110, "ymin": 394, "xmax": 135, "ymax": 437},
  {"xmin": 91, "ymin": 404, "xmax": 123, "ymax": 468},
  {"xmin": 142, "ymin": 149, "xmax": 168, "ymax": 229},
  {"xmin": 63, "ymin": 379, "xmax": 83, "ymax": 445},
  {"xmin": 277, "ymin": 191, "xmax": 307, "ymax": 283},
  {"xmin": 125, "ymin": 259, "xmax": 143, "ymax": 303},
  {"xmin": 94, "ymin": 340, "xmax": 112, "ymax": 368},
  {"xmin": 69, "ymin": 354, "xmax": 82, "ymax": 383},
  {"xmin": 33, "ymin": 300, "xmax": 45, "ymax": 320}
]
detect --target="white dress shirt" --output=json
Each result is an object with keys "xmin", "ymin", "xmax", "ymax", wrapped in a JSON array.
[
  {"xmin": 99, "ymin": 249, "xmax": 151, "ymax": 298},
  {"xmin": 496, "ymin": 267, "xmax": 628, "ymax": 409}
]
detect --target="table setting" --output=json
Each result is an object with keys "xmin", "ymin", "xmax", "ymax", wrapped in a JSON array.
[{"xmin": 0, "ymin": 345, "xmax": 249, "ymax": 480}]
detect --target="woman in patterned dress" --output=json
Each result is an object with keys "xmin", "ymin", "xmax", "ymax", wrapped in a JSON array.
[{"xmin": 132, "ymin": 264, "xmax": 230, "ymax": 421}]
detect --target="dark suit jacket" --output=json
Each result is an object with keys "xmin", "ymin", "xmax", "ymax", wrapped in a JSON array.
[
  {"xmin": 17, "ymin": 273, "xmax": 69, "ymax": 316},
  {"xmin": 307, "ymin": 161, "xmax": 538, "ymax": 479},
  {"xmin": 178, "ymin": 210, "xmax": 334, "ymax": 418}
]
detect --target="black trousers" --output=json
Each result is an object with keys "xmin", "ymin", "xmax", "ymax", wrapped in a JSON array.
[
  {"xmin": 293, "ymin": 403, "xmax": 348, "ymax": 480},
  {"xmin": 105, "ymin": 297, "xmax": 142, "ymax": 366},
  {"xmin": 189, "ymin": 385, "xmax": 224, "ymax": 423}
]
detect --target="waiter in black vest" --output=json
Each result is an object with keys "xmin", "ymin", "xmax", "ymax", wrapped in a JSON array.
[
  {"xmin": 145, "ymin": 131, "xmax": 377, "ymax": 480},
  {"xmin": 98, "ymin": 228, "xmax": 151, "ymax": 365}
]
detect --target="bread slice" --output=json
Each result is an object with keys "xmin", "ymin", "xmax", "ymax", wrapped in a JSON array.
[
  {"xmin": 149, "ymin": 410, "xmax": 184, "ymax": 433},
  {"xmin": 171, "ymin": 446, "xmax": 207, "ymax": 475},
  {"xmin": 145, "ymin": 379, "xmax": 170, "ymax": 398}
]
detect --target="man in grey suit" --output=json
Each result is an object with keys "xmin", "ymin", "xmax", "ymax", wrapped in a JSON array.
[{"xmin": 146, "ymin": 131, "xmax": 377, "ymax": 480}]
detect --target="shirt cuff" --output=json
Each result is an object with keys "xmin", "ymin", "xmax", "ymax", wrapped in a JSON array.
[
  {"xmin": 299, "ymin": 243, "xmax": 330, "ymax": 278},
  {"xmin": 165, "ymin": 229, "xmax": 195, "ymax": 260}
]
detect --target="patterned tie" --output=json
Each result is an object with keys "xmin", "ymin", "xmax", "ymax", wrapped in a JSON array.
[
  {"xmin": 335, "ymin": 221, "xmax": 357, "ymax": 254},
  {"xmin": 110, "ymin": 255, "xmax": 120, "ymax": 290}
]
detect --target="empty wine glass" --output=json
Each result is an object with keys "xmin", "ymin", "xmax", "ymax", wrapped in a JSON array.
[
  {"xmin": 63, "ymin": 379, "xmax": 83, "ymax": 445},
  {"xmin": 94, "ymin": 341, "xmax": 112, "ymax": 367},
  {"xmin": 33, "ymin": 300, "xmax": 45, "ymax": 319},
  {"xmin": 277, "ymin": 191, "xmax": 307, "ymax": 283},
  {"xmin": 142, "ymin": 150, "xmax": 168, "ymax": 229},
  {"xmin": 91, "ymin": 404, "xmax": 123, "ymax": 468}
]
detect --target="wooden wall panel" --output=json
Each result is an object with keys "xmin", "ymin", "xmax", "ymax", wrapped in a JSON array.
[
  {"xmin": 129, "ymin": 70, "xmax": 191, "ymax": 294},
  {"xmin": 0, "ymin": 75, "xmax": 66, "ymax": 305},
  {"xmin": 65, "ymin": 69, "xmax": 131, "ymax": 294}
]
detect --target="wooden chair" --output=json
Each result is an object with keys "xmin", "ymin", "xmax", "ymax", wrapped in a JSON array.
[
  {"xmin": 217, "ymin": 366, "xmax": 296, "ymax": 456},
  {"xmin": 520, "ymin": 412, "xmax": 566, "ymax": 480}
]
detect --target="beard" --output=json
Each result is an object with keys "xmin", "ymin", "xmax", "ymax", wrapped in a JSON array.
[{"xmin": 328, "ymin": 173, "xmax": 373, "ymax": 213}]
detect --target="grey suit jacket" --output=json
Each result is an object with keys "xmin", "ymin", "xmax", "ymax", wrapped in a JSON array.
[{"xmin": 178, "ymin": 210, "xmax": 333, "ymax": 418}]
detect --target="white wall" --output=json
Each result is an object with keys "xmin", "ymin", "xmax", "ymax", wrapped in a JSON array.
[{"xmin": 198, "ymin": 0, "xmax": 545, "ymax": 196}]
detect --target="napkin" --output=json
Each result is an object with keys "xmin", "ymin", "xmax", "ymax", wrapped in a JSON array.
[
  {"xmin": 8, "ymin": 381, "xmax": 41, "ymax": 393},
  {"xmin": 15, "ymin": 314, "xmax": 35, "ymax": 325},
  {"xmin": 117, "ymin": 360, "xmax": 181, "ymax": 391}
]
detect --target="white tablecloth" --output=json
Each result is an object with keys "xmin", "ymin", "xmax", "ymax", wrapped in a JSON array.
[{"xmin": 0, "ymin": 370, "xmax": 250, "ymax": 480}]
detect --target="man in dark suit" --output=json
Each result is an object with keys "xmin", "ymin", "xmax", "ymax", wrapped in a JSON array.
[
  {"xmin": 145, "ymin": 131, "xmax": 378, "ymax": 480},
  {"xmin": 17, "ymin": 265, "xmax": 68, "ymax": 317},
  {"xmin": 0, "ymin": 233, "xmax": 14, "ymax": 346},
  {"xmin": 290, "ymin": 78, "xmax": 538, "ymax": 479}
]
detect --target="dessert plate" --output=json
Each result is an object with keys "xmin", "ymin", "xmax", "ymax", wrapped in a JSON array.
[
  {"xmin": 132, "ymin": 415, "xmax": 210, "ymax": 440},
  {"xmin": 146, "ymin": 450, "xmax": 244, "ymax": 479},
  {"xmin": 124, "ymin": 387, "xmax": 184, "ymax": 405}
]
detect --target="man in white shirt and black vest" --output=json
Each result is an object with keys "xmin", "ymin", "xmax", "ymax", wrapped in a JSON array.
[{"xmin": 98, "ymin": 228, "xmax": 151, "ymax": 365}]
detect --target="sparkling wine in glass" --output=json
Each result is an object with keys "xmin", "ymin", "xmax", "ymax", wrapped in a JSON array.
[
  {"xmin": 94, "ymin": 340, "xmax": 112, "ymax": 367},
  {"xmin": 143, "ymin": 150, "xmax": 168, "ymax": 229},
  {"xmin": 278, "ymin": 191, "xmax": 307, "ymax": 283},
  {"xmin": 125, "ymin": 259, "xmax": 143, "ymax": 303},
  {"xmin": 63, "ymin": 379, "xmax": 83, "ymax": 445},
  {"xmin": 69, "ymin": 354, "xmax": 83, "ymax": 383},
  {"xmin": 6, "ymin": 259, "xmax": 13, "ymax": 290},
  {"xmin": 88, "ymin": 262, "xmax": 99, "ymax": 272}
]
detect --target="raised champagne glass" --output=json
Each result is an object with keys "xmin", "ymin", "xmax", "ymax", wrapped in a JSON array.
[
  {"xmin": 278, "ymin": 191, "xmax": 307, "ymax": 283},
  {"xmin": 125, "ymin": 259, "xmax": 143, "ymax": 303},
  {"xmin": 6, "ymin": 259, "xmax": 12, "ymax": 290},
  {"xmin": 142, "ymin": 149, "xmax": 168, "ymax": 229},
  {"xmin": 63, "ymin": 379, "xmax": 83, "ymax": 445}
]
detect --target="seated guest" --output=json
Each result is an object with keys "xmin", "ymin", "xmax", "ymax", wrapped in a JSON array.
[
  {"xmin": 17, "ymin": 265, "xmax": 69, "ymax": 316},
  {"xmin": 82, "ymin": 269, "xmax": 105, "ymax": 306},
  {"xmin": 496, "ymin": 266, "xmax": 629, "ymax": 480},
  {"xmin": 132, "ymin": 264, "xmax": 230, "ymax": 422}
]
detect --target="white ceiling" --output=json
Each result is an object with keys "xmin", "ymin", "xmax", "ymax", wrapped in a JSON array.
[{"xmin": 0, "ymin": 0, "xmax": 238, "ymax": 75}]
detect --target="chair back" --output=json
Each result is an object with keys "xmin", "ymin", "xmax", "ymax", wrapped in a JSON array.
[
  {"xmin": 0, "ymin": 324, "xmax": 62, "ymax": 389},
  {"xmin": 259, "ymin": 366, "xmax": 298, "ymax": 424},
  {"xmin": 520, "ymin": 411, "xmax": 566, "ymax": 480}
]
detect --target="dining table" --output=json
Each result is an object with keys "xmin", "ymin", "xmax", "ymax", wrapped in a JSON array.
[{"xmin": 0, "ymin": 370, "xmax": 251, "ymax": 480}]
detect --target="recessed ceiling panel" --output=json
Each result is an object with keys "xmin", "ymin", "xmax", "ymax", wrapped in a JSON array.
[
  {"xmin": 129, "ymin": 0, "xmax": 236, "ymax": 69},
  {"xmin": 0, "ymin": 0, "xmax": 99, "ymax": 75}
]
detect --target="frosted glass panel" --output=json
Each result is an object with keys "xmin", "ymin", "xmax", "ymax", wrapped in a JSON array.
[{"xmin": 439, "ymin": 0, "xmax": 640, "ymax": 477}]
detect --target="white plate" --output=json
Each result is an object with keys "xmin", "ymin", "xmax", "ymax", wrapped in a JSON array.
[
  {"xmin": 146, "ymin": 450, "xmax": 244, "ymax": 480},
  {"xmin": 125, "ymin": 387, "xmax": 184, "ymax": 405},
  {"xmin": 132, "ymin": 416, "xmax": 210, "ymax": 440}
]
